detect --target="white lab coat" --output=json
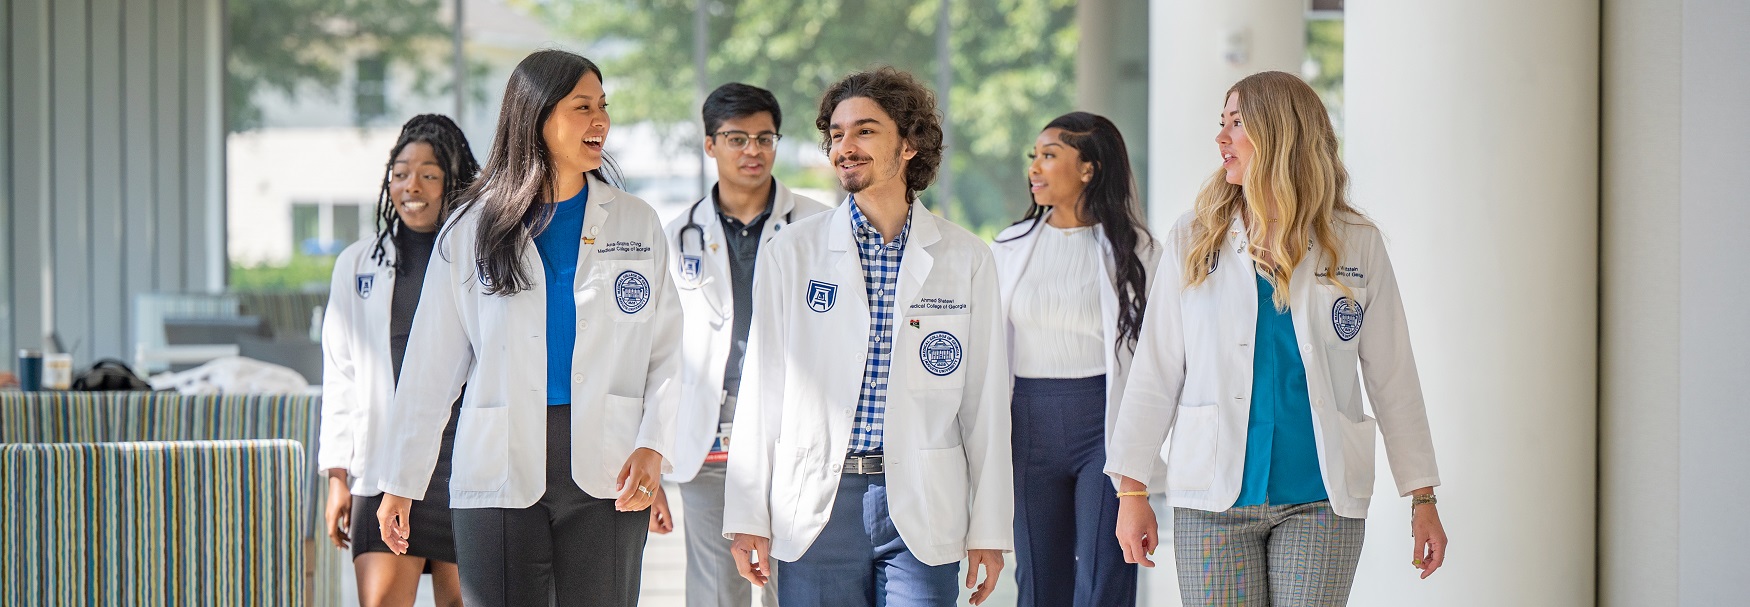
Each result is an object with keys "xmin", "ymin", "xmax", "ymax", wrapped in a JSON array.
[
  {"xmin": 377, "ymin": 176, "xmax": 683, "ymax": 509},
  {"xmin": 990, "ymin": 211, "xmax": 1163, "ymax": 490},
  {"xmin": 317, "ymin": 236, "xmax": 404, "ymax": 495},
  {"xmin": 722, "ymin": 199, "xmax": 1015, "ymax": 567},
  {"xmin": 1105, "ymin": 212, "xmax": 1440, "ymax": 519},
  {"xmin": 663, "ymin": 181, "xmax": 829, "ymax": 483}
]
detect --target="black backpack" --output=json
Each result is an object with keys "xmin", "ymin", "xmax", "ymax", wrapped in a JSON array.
[{"xmin": 71, "ymin": 359, "xmax": 154, "ymax": 391}]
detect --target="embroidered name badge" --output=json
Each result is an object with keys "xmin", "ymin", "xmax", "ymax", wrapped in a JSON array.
[
  {"xmin": 807, "ymin": 280, "xmax": 837, "ymax": 313},
  {"xmin": 680, "ymin": 255, "xmax": 702, "ymax": 282},
  {"xmin": 355, "ymin": 274, "xmax": 375, "ymax": 299},
  {"xmin": 1331, "ymin": 296, "xmax": 1364, "ymax": 341},
  {"xmin": 919, "ymin": 330, "xmax": 963, "ymax": 376},
  {"xmin": 615, "ymin": 270, "xmax": 652, "ymax": 314}
]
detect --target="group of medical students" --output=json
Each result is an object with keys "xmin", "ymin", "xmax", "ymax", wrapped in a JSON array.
[{"xmin": 316, "ymin": 48, "xmax": 1448, "ymax": 607}]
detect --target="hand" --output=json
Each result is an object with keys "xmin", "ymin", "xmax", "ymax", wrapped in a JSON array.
[
  {"xmin": 615, "ymin": 447, "xmax": 664, "ymax": 512},
  {"xmin": 730, "ymin": 533, "xmax": 773, "ymax": 587},
  {"xmin": 1411, "ymin": 499, "xmax": 1447, "ymax": 579},
  {"xmin": 647, "ymin": 484, "xmax": 674, "ymax": 534},
  {"xmin": 1114, "ymin": 478, "xmax": 1160, "ymax": 567},
  {"xmin": 323, "ymin": 475, "xmax": 352, "ymax": 549},
  {"xmin": 964, "ymin": 549, "xmax": 1005, "ymax": 605},
  {"xmin": 377, "ymin": 493, "xmax": 414, "ymax": 555}
]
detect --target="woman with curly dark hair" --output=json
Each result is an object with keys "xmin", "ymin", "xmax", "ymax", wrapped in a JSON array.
[{"xmin": 318, "ymin": 113, "xmax": 478, "ymax": 607}]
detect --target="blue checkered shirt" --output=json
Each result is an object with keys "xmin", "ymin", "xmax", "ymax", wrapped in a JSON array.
[{"xmin": 847, "ymin": 200, "xmax": 911, "ymax": 455}]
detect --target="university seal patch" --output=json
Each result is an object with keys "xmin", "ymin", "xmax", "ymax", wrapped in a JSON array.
[
  {"xmin": 615, "ymin": 270, "xmax": 652, "ymax": 314},
  {"xmin": 1331, "ymin": 296, "xmax": 1364, "ymax": 341},
  {"xmin": 919, "ymin": 330, "xmax": 963, "ymax": 376}
]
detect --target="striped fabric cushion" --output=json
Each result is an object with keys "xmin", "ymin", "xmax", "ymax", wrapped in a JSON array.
[
  {"xmin": 0, "ymin": 392, "xmax": 340, "ymax": 606},
  {"xmin": 0, "ymin": 440, "xmax": 306, "ymax": 605}
]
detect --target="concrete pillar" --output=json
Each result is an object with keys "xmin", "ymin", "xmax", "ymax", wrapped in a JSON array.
[
  {"xmin": 1345, "ymin": 1, "xmax": 1598, "ymax": 604},
  {"xmin": 1146, "ymin": 0, "xmax": 1303, "ymax": 234}
]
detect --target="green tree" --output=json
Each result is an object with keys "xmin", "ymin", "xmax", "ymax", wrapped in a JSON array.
[
  {"xmin": 525, "ymin": 0, "xmax": 1079, "ymax": 233},
  {"xmin": 226, "ymin": 0, "xmax": 454, "ymax": 132}
]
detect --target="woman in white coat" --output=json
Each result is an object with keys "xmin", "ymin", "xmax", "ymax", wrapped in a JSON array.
[
  {"xmin": 1107, "ymin": 71, "xmax": 1449, "ymax": 606},
  {"xmin": 319, "ymin": 114, "xmax": 478, "ymax": 607},
  {"xmin": 991, "ymin": 111, "xmax": 1157, "ymax": 607},
  {"xmin": 373, "ymin": 50, "xmax": 682, "ymax": 607}
]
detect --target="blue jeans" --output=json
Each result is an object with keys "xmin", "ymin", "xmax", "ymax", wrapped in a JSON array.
[{"xmin": 777, "ymin": 473, "xmax": 960, "ymax": 607}]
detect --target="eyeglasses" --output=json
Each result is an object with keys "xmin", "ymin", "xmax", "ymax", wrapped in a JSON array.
[{"xmin": 712, "ymin": 131, "xmax": 782, "ymax": 151}]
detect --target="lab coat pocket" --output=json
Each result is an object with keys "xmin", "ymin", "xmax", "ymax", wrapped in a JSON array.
[
  {"xmin": 599, "ymin": 394, "xmax": 643, "ymax": 477},
  {"xmin": 597, "ymin": 259, "xmax": 659, "ymax": 323},
  {"xmin": 769, "ymin": 440, "xmax": 812, "ymax": 542},
  {"xmin": 903, "ymin": 313, "xmax": 972, "ymax": 392},
  {"xmin": 1341, "ymin": 416, "xmax": 1379, "ymax": 498},
  {"xmin": 1164, "ymin": 404, "xmax": 1220, "ymax": 492},
  {"xmin": 451, "ymin": 406, "xmax": 511, "ymax": 492},
  {"xmin": 918, "ymin": 445, "xmax": 970, "ymax": 545},
  {"xmin": 1319, "ymin": 285, "xmax": 1368, "ymax": 349}
]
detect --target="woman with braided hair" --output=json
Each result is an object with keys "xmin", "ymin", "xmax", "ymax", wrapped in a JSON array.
[{"xmin": 318, "ymin": 113, "xmax": 480, "ymax": 607}]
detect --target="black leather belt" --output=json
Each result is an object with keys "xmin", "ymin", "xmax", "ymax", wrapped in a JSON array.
[{"xmin": 843, "ymin": 453, "xmax": 885, "ymax": 475}]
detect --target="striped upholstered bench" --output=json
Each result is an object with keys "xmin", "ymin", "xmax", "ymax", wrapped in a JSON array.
[
  {"xmin": 0, "ymin": 440, "xmax": 305, "ymax": 605},
  {"xmin": 0, "ymin": 392, "xmax": 340, "ymax": 606}
]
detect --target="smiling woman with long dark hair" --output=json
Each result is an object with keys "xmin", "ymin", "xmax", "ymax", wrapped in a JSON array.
[
  {"xmin": 991, "ymin": 111, "xmax": 1157, "ymax": 607},
  {"xmin": 371, "ymin": 49, "xmax": 682, "ymax": 607}
]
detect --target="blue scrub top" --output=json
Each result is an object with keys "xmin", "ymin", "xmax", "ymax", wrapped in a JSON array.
[
  {"xmin": 531, "ymin": 184, "xmax": 588, "ymax": 405},
  {"xmin": 1234, "ymin": 270, "xmax": 1329, "ymax": 507}
]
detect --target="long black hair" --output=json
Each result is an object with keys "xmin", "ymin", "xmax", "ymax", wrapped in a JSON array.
[
  {"xmin": 370, "ymin": 114, "xmax": 480, "ymax": 271},
  {"xmin": 451, "ymin": 49, "xmax": 623, "ymax": 296},
  {"xmin": 999, "ymin": 111, "xmax": 1153, "ymax": 349}
]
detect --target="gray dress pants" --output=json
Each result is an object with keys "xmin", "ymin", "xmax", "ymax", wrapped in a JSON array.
[{"xmin": 680, "ymin": 460, "xmax": 780, "ymax": 606}]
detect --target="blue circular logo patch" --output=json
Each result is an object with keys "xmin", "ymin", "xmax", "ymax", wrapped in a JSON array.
[
  {"xmin": 1331, "ymin": 296, "xmax": 1364, "ymax": 341},
  {"xmin": 919, "ymin": 330, "xmax": 963, "ymax": 376},
  {"xmin": 615, "ymin": 270, "xmax": 651, "ymax": 314}
]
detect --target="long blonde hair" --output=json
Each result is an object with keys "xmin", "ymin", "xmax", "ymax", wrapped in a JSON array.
[{"xmin": 1181, "ymin": 71, "xmax": 1364, "ymax": 310}]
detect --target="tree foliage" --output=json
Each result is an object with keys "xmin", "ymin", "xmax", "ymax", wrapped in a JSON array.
[
  {"xmin": 226, "ymin": 0, "xmax": 453, "ymax": 132},
  {"xmin": 526, "ymin": 0, "xmax": 1079, "ymax": 231}
]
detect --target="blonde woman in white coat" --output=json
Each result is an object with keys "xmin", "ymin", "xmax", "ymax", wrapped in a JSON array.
[
  {"xmin": 1107, "ymin": 71, "xmax": 1448, "ymax": 606},
  {"xmin": 992, "ymin": 111, "xmax": 1157, "ymax": 607},
  {"xmin": 318, "ymin": 114, "xmax": 478, "ymax": 607}
]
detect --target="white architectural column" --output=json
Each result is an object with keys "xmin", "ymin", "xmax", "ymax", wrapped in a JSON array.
[
  {"xmin": 1146, "ymin": 0, "xmax": 1304, "ymax": 233},
  {"xmin": 1346, "ymin": 1, "xmax": 1598, "ymax": 604}
]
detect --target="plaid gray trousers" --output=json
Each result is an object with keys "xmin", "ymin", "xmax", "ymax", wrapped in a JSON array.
[{"xmin": 1172, "ymin": 501, "xmax": 1365, "ymax": 606}]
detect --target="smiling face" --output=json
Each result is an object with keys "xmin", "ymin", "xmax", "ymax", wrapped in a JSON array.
[
  {"xmin": 542, "ymin": 71, "xmax": 610, "ymax": 176},
  {"xmin": 389, "ymin": 141, "xmax": 444, "ymax": 232},
  {"xmin": 705, "ymin": 112, "xmax": 778, "ymax": 191},
  {"xmin": 1028, "ymin": 127, "xmax": 1093, "ymax": 210},
  {"xmin": 1217, "ymin": 91, "xmax": 1254, "ymax": 186},
  {"xmin": 827, "ymin": 96, "xmax": 914, "ymax": 194}
]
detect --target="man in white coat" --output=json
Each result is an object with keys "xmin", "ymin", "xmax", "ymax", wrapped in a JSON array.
[
  {"xmin": 659, "ymin": 82, "xmax": 828, "ymax": 607},
  {"xmin": 722, "ymin": 67, "xmax": 1013, "ymax": 607}
]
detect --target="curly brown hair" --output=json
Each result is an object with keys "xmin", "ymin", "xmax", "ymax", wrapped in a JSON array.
[{"xmin": 815, "ymin": 67, "xmax": 945, "ymax": 198}]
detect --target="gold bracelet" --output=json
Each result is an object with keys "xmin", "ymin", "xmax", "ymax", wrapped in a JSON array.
[
  {"xmin": 1115, "ymin": 491, "xmax": 1149, "ymax": 498},
  {"xmin": 1410, "ymin": 493, "xmax": 1438, "ymax": 511}
]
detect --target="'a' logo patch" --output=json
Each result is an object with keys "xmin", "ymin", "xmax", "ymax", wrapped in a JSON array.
[
  {"xmin": 355, "ymin": 274, "xmax": 375, "ymax": 299},
  {"xmin": 807, "ymin": 280, "xmax": 837, "ymax": 313},
  {"xmin": 680, "ymin": 255, "xmax": 702, "ymax": 282}
]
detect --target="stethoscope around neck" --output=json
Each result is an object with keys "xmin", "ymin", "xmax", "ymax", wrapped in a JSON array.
[{"xmin": 676, "ymin": 196, "xmax": 792, "ymax": 289}]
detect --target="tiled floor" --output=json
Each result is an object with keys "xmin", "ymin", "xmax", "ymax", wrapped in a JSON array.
[{"xmin": 337, "ymin": 482, "xmax": 1021, "ymax": 606}]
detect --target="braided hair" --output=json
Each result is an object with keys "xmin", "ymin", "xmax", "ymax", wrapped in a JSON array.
[{"xmin": 368, "ymin": 114, "xmax": 481, "ymax": 271}]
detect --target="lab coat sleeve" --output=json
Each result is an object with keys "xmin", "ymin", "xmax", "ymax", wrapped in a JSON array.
[
  {"xmin": 316, "ymin": 248, "xmax": 361, "ymax": 477},
  {"xmin": 1105, "ymin": 231, "xmax": 1188, "ymax": 489},
  {"xmin": 1356, "ymin": 231, "xmax": 1441, "ymax": 496},
  {"xmin": 636, "ymin": 220, "xmax": 683, "ymax": 472},
  {"xmin": 721, "ymin": 247, "xmax": 788, "ymax": 540},
  {"xmin": 960, "ymin": 248, "xmax": 1015, "ymax": 552},
  {"xmin": 378, "ymin": 234, "xmax": 476, "ymax": 500}
]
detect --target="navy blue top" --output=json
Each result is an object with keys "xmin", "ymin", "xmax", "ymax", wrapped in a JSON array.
[
  {"xmin": 1234, "ymin": 270, "xmax": 1329, "ymax": 507},
  {"xmin": 531, "ymin": 184, "xmax": 588, "ymax": 405}
]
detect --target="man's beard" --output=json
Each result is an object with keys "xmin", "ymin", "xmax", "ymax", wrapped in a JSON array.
[{"xmin": 836, "ymin": 147, "xmax": 903, "ymax": 193}]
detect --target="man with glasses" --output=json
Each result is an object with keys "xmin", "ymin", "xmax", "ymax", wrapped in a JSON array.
[{"xmin": 659, "ymin": 82, "xmax": 828, "ymax": 607}]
